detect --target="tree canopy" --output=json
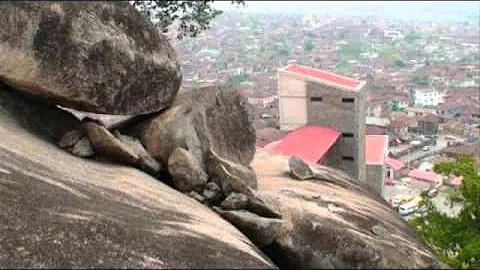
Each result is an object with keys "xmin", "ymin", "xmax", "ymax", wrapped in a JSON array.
[
  {"xmin": 132, "ymin": 1, "xmax": 244, "ymax": 40},
  {"xmin": 411, "ymin": 155, "xmax": 480, "ymax": 269}
]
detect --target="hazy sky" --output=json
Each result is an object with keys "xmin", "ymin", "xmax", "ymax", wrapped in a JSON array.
[{"xmin": 214, "ymin": 1, "xmax": 479, "ymax": 22}]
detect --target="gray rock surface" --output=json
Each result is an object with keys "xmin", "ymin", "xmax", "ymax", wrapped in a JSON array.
[
  {"xmin": 288, "ymin": 156, "xmax": 315, "ymax": 180},
  {"xmin": 131, "ymin": 85, "xmax": 256, "ymax": 167},
  {"xmin": 187, "ymin": 191, "xmax": 205, "ymax": 204},
  {"xmin": 214, "ymin": 208, "xmax": 284, "ymax": 248},
  {"xmin": 253, "ymin": 149, "xmax": 447, "ymax": 269},
  {"xmin": 207, "ymin": 149, "xmax": 258, "ymax": 198},
  {"xmin": 0, "ymin": 2, "xmax": 181, "ymax": 115},
  {"xmin": 202, "ymin": 182, "xmax": 223, "ymax": 204},
  {"xmin": 247, "ymin": 197, "xmax": 283, "ymax": 219},
  {"xmin": 84, "ymin": 122, "xmax": 139, "ymax": 164},
  {"xmin": 221, "ymin": 192, "xmax": 249, "ymax": 210},
  {"xmin": 70, "ymin": 137, "xmax": 95, "ymax": 158},
  {"xmin": 113, "ymin": 131, "xmax": 161, "ymax": 175},
  {"xmin": 58, "ymin": 129, "xmax": 84, "ymax": 149},
  {"xmin": 207, "ymin": 148, "xmax": 257, "ymax": 189},
  {"xmin": 0, "ymin": 83, "xmax": 276, "ymax": 269},
  {"xmin": 168, "ymin": 147, "xmax": 208, "ymax": 193}
]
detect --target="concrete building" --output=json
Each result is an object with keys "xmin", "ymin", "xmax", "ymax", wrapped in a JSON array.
[
  {"xmin": 365, "ymin": 135, "xmax": 389, "ymax": 196},
  {"xmin": 411, "ymin": 88, "xmax": 441, "ymax": 107},
  {"xmin": 277, "ymin": 64, "xmax": 367, "ymax": 183},
  {"xmin": 417, "ymin": 114, "xmax": 443, "ymax": 135}
]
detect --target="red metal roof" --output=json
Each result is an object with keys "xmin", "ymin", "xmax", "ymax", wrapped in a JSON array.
[
  {"xmin": 408, "ymin": 169, "xmax": 442, "ymax": 183},
  {"xmin": 286, "ymin": 64, "xmax": 362, "ymax": 90},
  {"xmin": 386, "ymin": 156, "xmax": 405, "ymax": 171},
  {"xmin": 365, "ymin": 135, "xmax": 389, "ymax": 165},
  {"xmin": 264, "ymin": 125, "xmax": 340, "ymax": 163}
]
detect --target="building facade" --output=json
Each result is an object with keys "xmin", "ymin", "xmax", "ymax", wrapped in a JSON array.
[
  {"xmin": 412, "ymin": 88, "xmax": 441, "ymax": 107},
  {"xmin": 277, "ymin": 64, "xmax": 367, "ymax": 183}
]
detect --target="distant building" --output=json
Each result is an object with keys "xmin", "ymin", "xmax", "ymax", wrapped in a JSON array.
[
  {"xmin": 417, "ymin": 114, "xmax": 443, "ymax": 135},
  {"xmin": 386, "ymin": 156, "xmax": 406, "ymax": 181},
  {"xmin": 405, "ymin": 107, "xmax": 437, "ymax": 117},
  {"xmin": 383, "ymin": 29, "xmax": 404, "ymax": 41},
  {"xmin": 411, "ymin": 88, "xmax": 441, "ymax": 107},
  {"xmin": 390, "ymin": 98, "xmax": 409, "ymax": 111},
  {"xmin": 277, "ymin": 64, "xmax": 367, "ymax": 183}
]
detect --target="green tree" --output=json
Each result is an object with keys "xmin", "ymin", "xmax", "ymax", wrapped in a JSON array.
[
  {"xmin": 304, "ymin": 39, "xmax": 315, "ymax": 52},
  {"xmin": 411, "ymin": 156, "xmax": 480, "ymax": 269},
  {"xmin": 132, "ymin": 1, "xmax": 244, "ymax": 40},
  {"xmin": 226, "ymin": 72, "xmax": 250, "ymax": 86}
]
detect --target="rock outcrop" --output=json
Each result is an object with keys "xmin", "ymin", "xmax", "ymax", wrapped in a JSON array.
[
  {"xmin": 167, "ymin": 147, "xmax": 208, "ymax": 193},
  {"xmin": 0, "ymin": 2, "xmax": 447, "ymax": 267},
  {"xmin": 0, "ymin": 83, "xmax": 275, "ymax": 269},
  {"xmin": 253, "ymin": 149, "xmax": 447, "ymax": 269},
  {"xmin": 0, "ymin": 1, "xmax": 181, "ymax": 115},
  {"xmin": 132, "ymin": 85, "xmax": 256, "ymax": 168},
  {"xmin": 214, "ymin": 207, "xmax": 284, "ymax": 248}
]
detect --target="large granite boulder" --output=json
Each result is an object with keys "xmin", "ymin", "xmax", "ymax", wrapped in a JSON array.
[
  {"xmin": 0, "ymin": 83, "xmax": 275, "ymax": 269},
  {"xmin": 131, "ymin": 85, "xmax": 256, "ymax": 168},
  {"xmin": 0, "ymin": 1, "xmax": 181, "ymax": 115},
  {"xmin": 252, "ymin": 149, "xmax": 447, "ymax": 269},
  {"xmin": 168, "ymin": 147, "xmax": 208, "ymax": 193}
]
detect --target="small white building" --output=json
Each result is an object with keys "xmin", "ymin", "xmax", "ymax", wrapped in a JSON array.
[
  {"xmin": 384, "ymin": 29, "xmax": 404, "ymax": 41},
  {"xmin": 412, "ymin": 89, "xmax": 441, "ymax": 107}
]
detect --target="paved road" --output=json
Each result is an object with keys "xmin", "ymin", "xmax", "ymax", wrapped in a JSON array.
[{"xmin": 398, "ymin": 137, "xmax": 449, "ymax": 164}]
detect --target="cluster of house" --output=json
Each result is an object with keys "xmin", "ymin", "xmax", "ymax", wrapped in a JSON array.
[{"xmin": 259, "ymin": 64, "xmax": 473, "ymax": 197}]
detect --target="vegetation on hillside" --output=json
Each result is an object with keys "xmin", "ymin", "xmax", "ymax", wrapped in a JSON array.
[{"xmin": 411, "ymin": 156, "xmax": 480, "ymax": 269}]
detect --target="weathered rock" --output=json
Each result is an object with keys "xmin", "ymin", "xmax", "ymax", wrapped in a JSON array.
[
  {"xmin": 210, "ymin": 160, "xmax": 257, "ymax": 199},
  {"xmin": 288, "ymin": 156, "xmax": 314, "ymax": 180},
  {"xmin": 371, "ymin": 224, "xmax": 388, "ymax": 238},
  {"xmin": 0, "ymin": 84, "xmax": 276, "ymax": 269},
  {"xmin": 84, "ymin": 122, "xmax": 139, "ymax": 164},
  {"xmin": 221, "ymin": 192, "xmax": 249, "ymax": 210},
  {"xmin": 0, "ymin": 83, "xmax": 80, "ymax": 141},
  {"xmin": 214, "ymin": 207, "xmax": 283, "ymax": 248},
  {"xmin": 202, "ymin": 182, "xmax": 223, "ymax": 204},
  {"xmin": 247, "ymin": 197, "xmax": 283, "ymax": 219},
  {"xmin": 69, "ymin": 137, "xmax": 95, "ymax": 158},
  {"xmin": 220, "ymin": 192, "xmax": 281, "ymax": 219},
  {"xmin": 0, "ymin": 2, "xmax": 181, "ymax": 115},
  {"xmin": 187, "ymin": 191, "xmax": 206, "ymax": 204},
  {"xmin": 253, "ymin": 148, "xmax": 446, "ymax": 269},
  {"xmin": 207, "ymin": 149, "xmax": 257, "ymax": 189},
  {"xmin": 131, "ymin": 85, "xmax": 256, "ymax": 167},
  {"xmin": 113, "ymin": 131, "xmax": 161, "ymax": 175},
  {"xmin": 168, "ymin": 148, "xmax": 208, "ymax": 193},
  {"xmin": 58, "ymin": 129, "xmax": 84, "ymax": 149}
]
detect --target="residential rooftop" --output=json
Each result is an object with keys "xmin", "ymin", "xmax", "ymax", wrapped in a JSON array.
[
  {"xmin": 263, "ymin": 125, "xmax": 340, "ymax": 163},
  {"xmin": 281, "ymin": 64, "xmax": 365, "ymax": 91}
]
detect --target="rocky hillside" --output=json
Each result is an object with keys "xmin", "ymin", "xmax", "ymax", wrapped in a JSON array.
[{"xmin": 0, "ymin": 2, "xmax": 446, "ymax": 269}]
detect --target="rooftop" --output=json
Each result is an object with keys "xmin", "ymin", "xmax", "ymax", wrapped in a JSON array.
[
  {"xmin": 386, "ymin": 156, "xmax": 405, "ymax": 171},
  {"xmin": 263, "ymin": 125, "xmax": 340, "ymax": 163},
  {"xmin": 408, "ymin": 169, "xmax": 443, "ymax": 183},
  {"xmin": 365, "ymin": 135, "xmax": 389, "ymax": 165},
  {"xmin": 282, "ymin": 64, "xmax": 364, "ymax": 91}
]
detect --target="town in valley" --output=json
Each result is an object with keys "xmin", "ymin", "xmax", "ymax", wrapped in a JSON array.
[{"xmin": 167, "ymin": 5, "xmax": 479, "ymax": 219}]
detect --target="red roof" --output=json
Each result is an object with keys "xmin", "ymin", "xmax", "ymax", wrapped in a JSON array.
[
  {"xmin": 365, "ymin": 135, "xmax": 389, "ymax": 165},
  {"xmin": 264, "ymin": 125, "xmax": 340, "ymax": 163},
  {"xmin": 408, "ymin": 169, "xmax": 442, "ymax": 183},
  {"xmin": 386, "ymin": 156, "xmax": 405, "ymax": 171},
  {"xmin": 286, "ymin": 64, "xmax": 362, "ymax": 90}
]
